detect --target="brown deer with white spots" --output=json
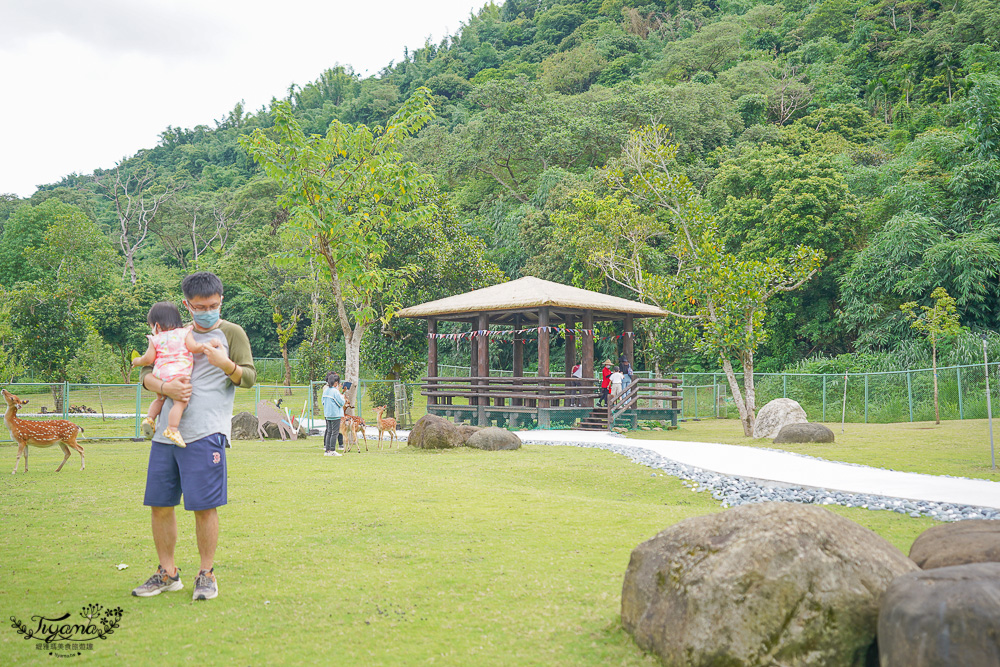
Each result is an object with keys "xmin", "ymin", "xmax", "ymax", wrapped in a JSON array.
[
  {"xmin": 3, "ymin": 388, "xmax": 85, "ymax": 474},
  {"xmin": 339, "ymin": 403, "xmax": 367, "ymax": 453},
  {"xmin": 373, "ymin": 406, "xmax": 397, "ymax": 449}
]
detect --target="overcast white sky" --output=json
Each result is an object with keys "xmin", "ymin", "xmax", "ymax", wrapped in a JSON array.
[{"xmin": 0, "ymin": 0, "xmax": 486, "ymax": 198}]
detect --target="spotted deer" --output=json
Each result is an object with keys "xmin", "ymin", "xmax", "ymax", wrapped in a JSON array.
[
  {"xmin": 340, "ymin": 403, "xmax": 367, "ymax": 453},
  {"xmin": 373, "ymin": 406, "xmax": 397, "ymax": 449},
  {"xmin": 3, "ymin": 388, "xmax": 85, "ymax": 474}
]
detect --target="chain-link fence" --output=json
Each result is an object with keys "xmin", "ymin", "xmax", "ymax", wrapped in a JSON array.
[
  {"xmin": 5, "ymin": 362, "xmax": 999, "ymax": 442},
  {"xmin": 0, "ymin": 380, "xmax": 427, "ymax": 443},
  {"xmin": 678, "ymin": 362, "xmax": 1000, "ymax": 423}
]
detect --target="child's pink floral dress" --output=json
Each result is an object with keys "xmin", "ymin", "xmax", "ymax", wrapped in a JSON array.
[{"xmin": 150, "ymin": 327, "xmax": 194, "ymax": 384}]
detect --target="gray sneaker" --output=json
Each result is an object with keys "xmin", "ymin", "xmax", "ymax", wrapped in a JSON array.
[
  {"xmin": 131, "ymin": 565, "xmax": 182, "ymax": 597},
  {"xmin": 193, "ymin": 568, "xmax": 218, "ymax": 600}
]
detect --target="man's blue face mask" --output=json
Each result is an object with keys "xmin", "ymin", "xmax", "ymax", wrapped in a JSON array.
[
  {"xmin": 186, "ymin": 299, "xmax": 222, "ymax": 329},
  {"xmin": 190, "ymin": 308, "xmax": 220, "ymax": 329}
]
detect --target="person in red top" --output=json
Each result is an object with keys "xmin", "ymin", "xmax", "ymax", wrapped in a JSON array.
[{"xmin": 600, "ymin": 359, "xmax": 613, "ymax": 407}]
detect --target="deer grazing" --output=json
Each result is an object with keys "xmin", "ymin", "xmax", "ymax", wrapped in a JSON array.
[
  {"xmin": 373, "ymin": 406, "xmax": 397, "ymax": 449},
  {"xmin": 3, "ymin": 388, "xmax": 85, "ymax": 474},
  {"xmin": 339, "ymin": 403, "xmax": 367, "ymax": 453}
]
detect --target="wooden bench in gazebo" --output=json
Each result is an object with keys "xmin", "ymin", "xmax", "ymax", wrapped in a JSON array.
[{"xmin": 397, "ymin": 276, "xmax": 682, "ymax": 430}]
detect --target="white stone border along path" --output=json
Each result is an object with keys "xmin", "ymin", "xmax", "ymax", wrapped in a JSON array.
[{"xmin": 364, "ymin": 426, "xmax": 1000, "ymax": 522}]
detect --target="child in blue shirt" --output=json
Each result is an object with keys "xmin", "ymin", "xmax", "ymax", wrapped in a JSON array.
[{"xmin": 321, "ymin": 372, "xmax": 345, "ymax": 457}]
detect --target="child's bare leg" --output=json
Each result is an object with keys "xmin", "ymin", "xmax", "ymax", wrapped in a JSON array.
[
  {"xmin": 143, "ymin": 394, "xmax": 166, "ymax": 429},
  {"xmin": 148, "ymin": 395, "xmax": 166, "ymax": 421},
  {"xmin": 162, "ymin": 400, "xmax": 189, "ymax": 448},
  {"xmin": 167, "ymin": 400, "xmax": 187, "ymax": 431}
]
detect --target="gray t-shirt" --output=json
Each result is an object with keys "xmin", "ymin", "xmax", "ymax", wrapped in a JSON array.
[{"xmin": 144, "ymin": 321, "xmax": 255, "ymax": 444}]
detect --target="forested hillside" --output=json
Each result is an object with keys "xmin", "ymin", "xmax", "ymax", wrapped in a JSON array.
[{"xmin": 2, "ymin": 0, "xmax": 999, "ymax": 388}]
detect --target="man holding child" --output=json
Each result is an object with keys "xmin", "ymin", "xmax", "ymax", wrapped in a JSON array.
[{"xmin": 132, "ymin": 272, "xmax": 256, "ymax": 601}]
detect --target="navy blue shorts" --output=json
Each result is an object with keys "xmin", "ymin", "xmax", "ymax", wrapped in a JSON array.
[{"xmin": 144, "ymin": 433, "xmax": 228, "ymax": 511}]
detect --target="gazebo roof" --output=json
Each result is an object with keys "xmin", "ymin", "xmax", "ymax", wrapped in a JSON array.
[{"xmin": 396, "ymin": 276, "xmax": 667, "ymax": 323}]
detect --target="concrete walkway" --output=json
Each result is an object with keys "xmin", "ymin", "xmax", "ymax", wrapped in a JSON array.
[
  {"xmin": 508, "ymin": 429, "xmax": 1000, "ymax": 510},
  {"xmin": 362, "ymin": 425, "xmax": 1000, "ymax": 510}
]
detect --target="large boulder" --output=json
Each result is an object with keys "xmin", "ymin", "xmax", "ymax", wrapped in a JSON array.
[
  {"xmin": 908, "ymin": 520, "xmax": 1000, "ymax": 569},
  {"xmin": 409, "ymin": 414, "xmax": 465, "ymax": 449},
  {"xmin": 621, "ymin": 502, "xmax": 917, "ymax": 667},
  {"xmin": 774, "ymin": 422, "xmax": 835, "ymax": 444},
  {"xmin": 878, "ymin": 562, "xmax": 1000, "ymax": 666},
  {"xmin": 456, "ymin": 424, "xmax": 482, "ymax": 443},
  {"xmin": 466, "ymin": 427, "xmax": 522, "ymax": 451},
  {"xmin": 753, "ymin": 398, "xmax": 809, "ymax": 439},
  {"xmin": 231, "ymin": 411, "xmax": 259, "ymax": 440}
]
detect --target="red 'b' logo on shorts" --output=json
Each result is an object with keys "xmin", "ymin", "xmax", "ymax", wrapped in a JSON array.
[{"xmin": 213, "ymin": 452, "xmax": 221, "ymax": 464}]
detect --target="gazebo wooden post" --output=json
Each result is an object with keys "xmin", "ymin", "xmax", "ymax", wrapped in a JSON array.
[
  {"xmin": 564, "ymin": 315, "xmax": 575, "ymax": 375},
  {"xmin": 512, "ymin": 315, "xmax": 523, "ymax": 408},
  {"xmin": 477, "ymin": 312, "xmax": 490, "ymax": 426},
  {"xmin": 563, "ymin": 314, "xmax": 575, "ymax": 409},
  {"xmin": 538, "ymin": 307, "xmax": 550, "ymax": 427},
  {"xmin": 583, "ymin": 311, "xmax": 595, "ymax": 408},
  {"xmin": 624, "ymin": 314, "xmax": 634, "ymax": 366},
  {"xmin": 427, "ymin": 318, "xmax": 438, "ymax": 409}
]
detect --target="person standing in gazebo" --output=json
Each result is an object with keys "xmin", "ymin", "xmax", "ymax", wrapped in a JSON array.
[
  {"xmin": 600, "ymin": 360, "xmax": 613, "ymax": 406},
  {"xmin": 619, "ymin": 354, "xmax": 633, "ymax": 394},
  {"xmin": 570, "ymin": 362, "xmax": 583, "ymax": 406}
]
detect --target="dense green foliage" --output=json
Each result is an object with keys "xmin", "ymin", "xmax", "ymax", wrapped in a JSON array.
[{"xmin": 2, "ymin": 0, "xmax": 1000, "ymax": 382}]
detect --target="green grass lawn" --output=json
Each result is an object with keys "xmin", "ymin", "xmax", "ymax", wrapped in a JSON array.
[
  {"xmin": 0, "ymin": 438, "xmax": 935, "ymax": 665},
  {"xmin": 630, "ymin": 418, "xmax": 1000, "ymax": 482}
]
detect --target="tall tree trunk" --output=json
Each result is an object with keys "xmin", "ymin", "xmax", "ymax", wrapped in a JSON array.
[
  {"xmin": 741, "ymin": 350, "xmax": 757, "ymax": 431},
  {"xmin": 721, "ymin": 357, "xmax": 754, "ymax": 436},
  {"xmin": 281, "ymin": 343, "xmax": 293, "ymax": 396},
  {"xmin": 343, "ymin": 324, "xmax": 365, "ymax": 412}
]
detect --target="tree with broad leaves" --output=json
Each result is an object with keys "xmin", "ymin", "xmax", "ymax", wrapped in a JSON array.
[
  {"xmin": 557, "ymin": 126, "xmax": 824, "ymax": 436},
  {"xmin": 217, "ymin": 228, "xmax": 313, "ymax": 394},
  {"xmin": 901, "ymin": 287, "xmax": 963, "ymax": 425},
  {"xmin": 239, "ymin": 88, "xmax": 436, "ymax": 405}
]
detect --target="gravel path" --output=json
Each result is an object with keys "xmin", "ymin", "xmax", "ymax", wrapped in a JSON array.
[{"xmin": 361, "ymin": 426, "xmax": 1000, "ymax": 522}]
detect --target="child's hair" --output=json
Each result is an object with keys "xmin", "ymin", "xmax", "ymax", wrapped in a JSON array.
[
  {"xmin": 147, "ymin": 302, "xmax": 184, "ymax": 331},
  {"xmin": 326, "ymin": 372, "xmax": 340, "ymax": 387},
  {"xmin": 614, "ymin": 366, "xmax": 620, "ymax": 372}
]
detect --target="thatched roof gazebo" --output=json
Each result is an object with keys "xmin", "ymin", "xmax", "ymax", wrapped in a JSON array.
[{"xmin": 397, "ymin": 277, "xmax": 680, "ymax": 430}]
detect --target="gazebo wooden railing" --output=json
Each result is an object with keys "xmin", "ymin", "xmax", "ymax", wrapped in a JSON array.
[
  {"xmin": 422, "ymin": 376, "xmax": 682, "ymax": 430},
  {"xmin": 606, "ymin": 378, "xmax": 682, "ymax": 430}
]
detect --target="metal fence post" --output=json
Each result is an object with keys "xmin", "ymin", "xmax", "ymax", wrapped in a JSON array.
[
  {"xmin": 957, "ymin": 366, "xmax": 964, "ymax": 420},
  {"xmin": 63, "ymin": 381, "xmax": 69, "ymax": 419},
  {"xmin": 864, "ymin": 374, "xmax": 869, "ymax": 424},
  {"xmin": 135, "ymin": 383, "xmax": 142, "ymax": 439},
  {"xmin": 822, "ymin": 375, "xmax": 827, "ymax": 422},
  {"xmin": 308, "ymin": 382, "xmax": 314, "ymax": 428},
  {"xmin": 783, "ymin": 374, "xmax": 787, "ymax": 398},
  {"xmin": 907, "ymin": 370, "xmax": 914, "ymax": 422},
  {"xmin": 254, "ymin": 385, "xmax": 260, "ymax": 416},
  {"xmin": 714, "ymin": 381, "xmax": 718, "ymax": 418}
]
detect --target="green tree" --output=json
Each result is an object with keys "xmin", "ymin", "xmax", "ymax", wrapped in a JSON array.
[
  {"xmin": 217, "ymin": 228, "xmax": 312, "ymax": 393},
  {"xmin": 0, "ymin": 291, "xmax": 26, "ymax": 383},
  {"xmin": 575, "ymin": 126, "xmax": 824, "ymax": 435},
  {"xmin": 87, "ymin": 281, "xmax": 167, "ymax": 381},
  {"xmin": 240, "ymin": 89, "xmax": 436, "ymax": 404},
  {"xmin": 900, "ymin": 287, "xmax": 963, "ymax": 424},
  {"xmin": 8, "ymin": 286, "xmax": 92, "ymax": 411}
]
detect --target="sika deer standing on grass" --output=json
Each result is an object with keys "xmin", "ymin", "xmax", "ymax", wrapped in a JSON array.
[
  {"xmin": 3, "ymin": 388, "xmax": 85, "ymax": 474},
  {"xmin": 374, "ymin": 406, "xmax": 397, "ymax": 448}
]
